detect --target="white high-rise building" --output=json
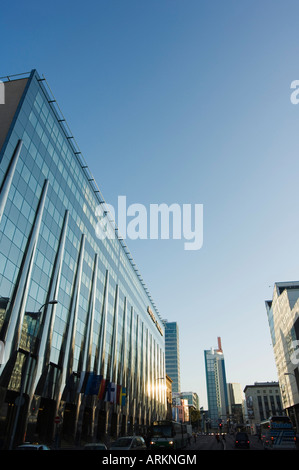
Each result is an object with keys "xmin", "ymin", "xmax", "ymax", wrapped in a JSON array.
[
  {"xmin": 228, "ymin": 383, "xmax": 243, "ymax": 408},
  {"xmin": 227, "ymin": 382, "xmax": 244, "ymax": 425},
  {"xmin": 265, "ymin": 281, "xmax": 299, "ymax": 431}
]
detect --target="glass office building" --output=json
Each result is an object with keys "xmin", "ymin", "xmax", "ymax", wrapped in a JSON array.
[
  {"xmin": 0, "ymin": 70, "xmax": 166, "ymax": 448},
  {"xmin": 164, "ymin": 321, "xmax": 180, "ymax": 393},
  {"xmin": 204, "ymin": 337, "xmax": 229, "ymax": 428}
]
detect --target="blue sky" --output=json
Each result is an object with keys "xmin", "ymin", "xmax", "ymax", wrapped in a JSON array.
[{"xmin": 2, "ymin": 0, "xmax": 299, "ymax": 407}]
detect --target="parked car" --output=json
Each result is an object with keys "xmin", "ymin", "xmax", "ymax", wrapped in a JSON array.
[
  {"xmin": 17, "ymin": 443, "xmax": 51, "ymax": 450},
  {"xmin": 235, "ymin": 432, "xmax": 250, "ymax": 449},
  {"xmin": 110, "ymin": 436, "xmax": 147, "ymax": 450},
  {"xmin": 84, "ymin": 442, "xmax": 107, "ymax": 450}
]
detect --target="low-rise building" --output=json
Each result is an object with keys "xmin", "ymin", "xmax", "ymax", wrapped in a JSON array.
[{"xmin": 243, "ymin": 382, "xmax": 283, "ymax": 434}]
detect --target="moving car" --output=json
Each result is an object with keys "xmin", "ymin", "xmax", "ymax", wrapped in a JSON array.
[
  {"xmin": 235, "ymin": 432, "xmax": 250, "ymax": 449},
  {"xmin": 110, "ymin": 436, "xmax": 147, "ymax": 450}
]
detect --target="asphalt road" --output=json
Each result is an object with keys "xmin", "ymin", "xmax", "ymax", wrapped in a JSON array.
[{"xmin": 187, "ymin": 433, "xmax": 264, "ymax": 451}]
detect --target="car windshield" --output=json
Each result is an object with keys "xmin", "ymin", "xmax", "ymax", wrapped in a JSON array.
[{"xmin": 111, "ymin": 438, "xmax": 132, "ymax": 447}]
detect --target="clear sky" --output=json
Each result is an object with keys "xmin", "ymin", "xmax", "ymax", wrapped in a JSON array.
[{"xmin": 2, "ymin": 0, "xmax": 299, "ymax": 408}]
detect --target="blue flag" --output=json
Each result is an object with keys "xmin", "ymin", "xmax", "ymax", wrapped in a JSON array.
[{"xmin": 84, "ymin": 373, "xmax": 103, "ymax": 396}]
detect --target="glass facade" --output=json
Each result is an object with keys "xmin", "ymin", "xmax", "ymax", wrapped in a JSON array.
[
  {"xmin": 0, "ymin": 70, "xmax": 166, "ymax": 448},
  {"xmin": 204, "ymin": 346, "xmax": 229, "ymax": 428},
  {"xmin": 164, "ymin": 321, "xmax": 180, "ymax": 393}
]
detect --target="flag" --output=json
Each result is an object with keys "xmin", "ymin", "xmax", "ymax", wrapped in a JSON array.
[
  {"xmin": 116, "ymin": 384, "xmax": 121, "ymax": 404},
  {"xmin": 119, "ymin": 387, "xmax": 126, "ymax": 407},
  {"xmin": 83, "ymin": 372, "xmax": 94, "ymax": 395},
  {"xmin": 110, "ymin": 382, "xmax": 116, "ymax": 403},
  {"xmin": 98, "ymin": 378, "xmax": 106, "ymax": 400},
  {"xmin": 104, "ymin": 381, "xmax": 113, "ymax": 402},
  {"xmin": 85, "ymin": 374, "xmax": 102, "ymax": 396},
  {"xmin": 91, "ymin": 374, "xmax": 102, "ymax": 395}
]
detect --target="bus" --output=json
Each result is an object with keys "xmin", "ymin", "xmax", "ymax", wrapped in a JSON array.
[
  {"xmin": 149, "ymin": 421, "xmax": 188, "ymax": 449},
  {"xmin": 260, "ymin": 415, "xmax": 297, "ymax": 450}
]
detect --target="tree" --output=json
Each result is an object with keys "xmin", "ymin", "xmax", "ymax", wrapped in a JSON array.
[{"xmin": 190, "ymin": 407, "xmax": 201, "ymax": 429}]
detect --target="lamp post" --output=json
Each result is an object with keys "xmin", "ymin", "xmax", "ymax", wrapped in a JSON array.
[
  {"xmin": 37, "ymin": 300, "xmax": 58, "ymax": 312},
  {"xmin": 9, "ymin": 300, "xmax": 58, "ymax": 449}
]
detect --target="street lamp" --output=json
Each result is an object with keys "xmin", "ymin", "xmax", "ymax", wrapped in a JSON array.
[
  {"xmin": 38, "ymin": 300, "xmax": 58, "ymax": 310},
  {"xmin": 9, "ymin": 299, "xmax": 58, "ymax": 449}
]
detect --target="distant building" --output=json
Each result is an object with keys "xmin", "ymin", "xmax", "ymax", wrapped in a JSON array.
[
  {"xmin": 204, "ymin": 337, "xmax": 229, "ymax": 427},
  {"xmin": 265, "ymin": 281, "xmax": 299, "ymax": 430},
  {"xmin": 243, "ymin": 382, "xmax": 283, "ymax": 434},
  {"xmin": 200, "ymin": 407, "xmax": 209, "ymax": 433},
  {"xmin": 180, "ymin": 391, "xmax": 199, "ymax": 410},
  {"xmin": 227, "ymin": 382, "xmax": 244, "ymax": 425},
  {"xmin": 176, "ymin": 398, "xmax": 189, "ymax": 423},
  {"xmin": 227, "ymin": 383, "xmax": 243, "ymax": 407},
  {"xmin": 164, "ymin": 321, "xmax": 181, "ymax": 393}
]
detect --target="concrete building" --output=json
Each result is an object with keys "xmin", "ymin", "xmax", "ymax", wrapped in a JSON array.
[
  {"xmin": 243, "ymin": 382, "xmax": 283, "ymax": 434},
  {"xmin": 265, "ymin": 281, "xmax": 299, "ymax": 430}
]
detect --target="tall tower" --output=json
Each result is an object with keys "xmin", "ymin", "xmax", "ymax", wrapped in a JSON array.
[
  {"xmin": 204, "ymin": 337, "xmax": 229, "ymax": 428},
  {"xmin": 164, "ymin": 321, "xmax": 181, "ymax": 393}
]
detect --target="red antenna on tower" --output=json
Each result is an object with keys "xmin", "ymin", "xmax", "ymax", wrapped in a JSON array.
[{"xmin": 217, "ymin": 336, "xmax": 223, "ymax": 352}]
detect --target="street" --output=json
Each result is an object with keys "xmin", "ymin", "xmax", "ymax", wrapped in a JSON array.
[{"xmin": 187, "ymin": 433, "xmax": 264, "ymax": 451}]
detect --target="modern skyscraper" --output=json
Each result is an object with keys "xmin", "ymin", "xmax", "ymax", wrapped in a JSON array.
[
  {"xmin": 204, "ymin": 337, "xmax": 229, "ymax": 428},
  {"xmin": 164, "ymin": 321, "xmax": 181, "ymax": 393},
  {"xmin": 265, "ymin": 281, "xmax": 299, "ymax": 430},
  {"xmin": 0, "ymin": 70, "xmax": 166, "ymax": 448}
]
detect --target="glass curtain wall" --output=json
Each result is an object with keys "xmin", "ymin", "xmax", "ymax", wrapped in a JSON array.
[{"xmin": 0, "ymin": 70, "xmax": 166, "ymax": 448}]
